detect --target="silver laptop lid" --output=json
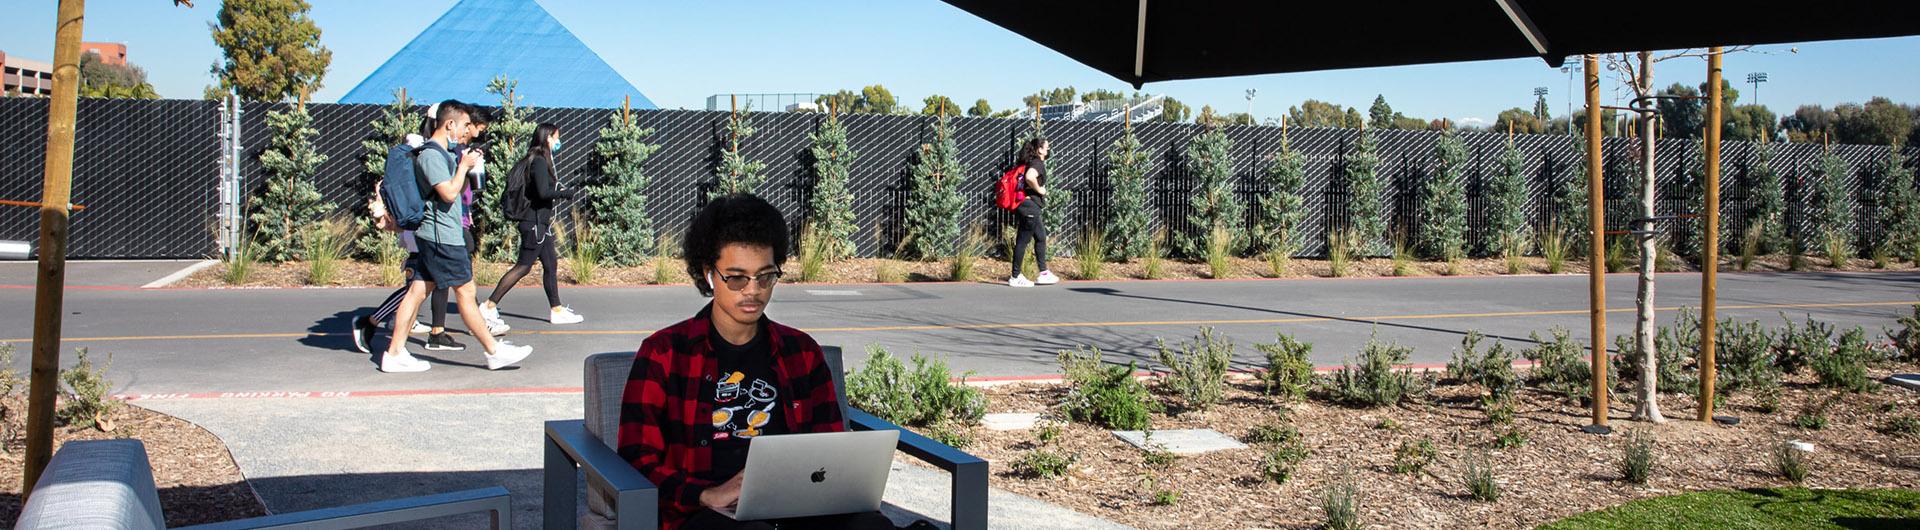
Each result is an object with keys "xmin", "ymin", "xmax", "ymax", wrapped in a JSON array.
[{"xmin": 728, "ymin": 430, "xmax": 899, "ymax": 521}]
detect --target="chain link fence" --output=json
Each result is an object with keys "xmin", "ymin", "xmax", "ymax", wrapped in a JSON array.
[{"xmin": 2, "ymin": 97, "xmax": 1911, "ymax": 259}]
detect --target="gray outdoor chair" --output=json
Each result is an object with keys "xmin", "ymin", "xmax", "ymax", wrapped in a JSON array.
[
  {"xmin": 14, "ymin": 438, "xmax": 513, "ymax": 530},
  {"xmin": 543, "ymin": 346, "xmax": 988, "ymax": 530}
]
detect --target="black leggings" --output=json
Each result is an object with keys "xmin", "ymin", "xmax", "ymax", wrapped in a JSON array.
[
  {"xmin": 679, "ymin": 509, "xmax": 896, "ymax": 530},
  {"xmin": 1012, "ymin": 198, "xmax": 1048, "ymax": 274},
  {"xmin": 489, "ymin": 220, "xmax": 561, "ymax": 308}
]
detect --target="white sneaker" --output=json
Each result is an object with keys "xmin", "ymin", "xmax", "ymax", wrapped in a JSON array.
[
  {"xmin": 486, "ymin": 341, "xmax": 533, "ymax": 370},
  {"xmin": 1008, "ymin": 275, "xmax": 1035, "ymax": 288},
  {"xmin": 486, "ymin": 319, "xmax": 511, "ymax": 336},
  {"xmin": 411, "ymin": 320, "xmax": 431, "ymax": 334},
  {"xmin": 380, "ymin": 351, "xmax": 431, "ymax": 373},
  {"xmin": 480, "ymin": 302, "xmax": 501, "ymax": 323},
  {"xmin": 550, "ymin": 306, "xmax": 584, "ymax": 325},
  {"xmin": 1035, "ymin": 270, "xmax": 1060, "ymax": 285}
]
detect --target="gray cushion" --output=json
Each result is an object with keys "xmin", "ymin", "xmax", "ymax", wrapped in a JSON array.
[{"xmin": 14, "ymin": 439, "xmax": 165, "ymax": 530}]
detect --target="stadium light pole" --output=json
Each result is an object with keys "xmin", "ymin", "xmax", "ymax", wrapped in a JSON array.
[{"xmin": 1746, "ymin": 72, "xmax": 1768, "ymax": 111}]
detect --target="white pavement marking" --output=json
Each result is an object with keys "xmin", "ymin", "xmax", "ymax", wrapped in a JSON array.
[
  {"xmin": 805, "ymin": 289, "xmax": 863, "ymax": 296},
  {"xmin": 143, "ymin": 259, "xmax": 219, "ymax": 288}
]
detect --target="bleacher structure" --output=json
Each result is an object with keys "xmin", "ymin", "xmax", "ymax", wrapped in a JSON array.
[{"xmin": 1011, "ymin": 95, "xmax": 1166, "ymax": 123}]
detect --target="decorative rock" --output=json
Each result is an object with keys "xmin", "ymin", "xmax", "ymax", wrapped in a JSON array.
[
  {"xmin": 1112, "ymin": 429, "xmax": 1247, "ymax": 455},
  {"xmin": 981, "ymin": 412, "xmax": 1042, "ymax": 431}
]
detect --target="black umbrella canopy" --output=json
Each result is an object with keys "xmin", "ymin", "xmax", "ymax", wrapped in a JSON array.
[{"xmin": 942, "ymin": 1, "xmax": 1920, "ymax": 86}]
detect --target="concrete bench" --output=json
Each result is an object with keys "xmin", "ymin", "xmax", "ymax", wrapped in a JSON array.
[
  {"xmin": 543, "ymin": 346, "xmax": 988, "ymax": 530},
  {"xmin": 16, "ymin": 438, "xmax": 514, "ymax": 530}
]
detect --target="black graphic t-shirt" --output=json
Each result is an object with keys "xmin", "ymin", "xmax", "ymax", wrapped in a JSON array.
[{"xmin": 706, "ymin": 322, "xmax": 784, "ymax": 482}]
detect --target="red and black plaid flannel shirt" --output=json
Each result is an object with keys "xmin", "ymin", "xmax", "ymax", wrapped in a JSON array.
[{"xmin": 616, "ymin": 304, "xmax": 846, "ymax": 530}]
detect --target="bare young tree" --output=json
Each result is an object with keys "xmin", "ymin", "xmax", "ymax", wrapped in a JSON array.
[{"xmin": 1600, "ymin": 47, "xmax": 1751, "ymax": 424}]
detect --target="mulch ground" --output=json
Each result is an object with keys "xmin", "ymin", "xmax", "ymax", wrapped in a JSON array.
[
  {"xmin": 911, "ymin": 362, "xmax": 1920, "ymax": 530},
  {"xmin": 176, "ymin": 253, "xmax": 1920, "ymax": 289},
  {"xmin": 0, "ymin": 396, "xmax": 266, "ymax": 526}
]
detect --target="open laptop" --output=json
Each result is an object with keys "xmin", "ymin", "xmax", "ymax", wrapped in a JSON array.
[{"xmin": 714, "ymin": 430, "xmax": 900, "ymax": 521}]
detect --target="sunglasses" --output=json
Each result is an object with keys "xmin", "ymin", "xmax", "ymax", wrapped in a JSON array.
[{"xmin": 714, "ymin": 271, "xmax": 783, "ymax": 291}]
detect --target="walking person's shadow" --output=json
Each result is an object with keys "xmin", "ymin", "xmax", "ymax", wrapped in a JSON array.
[{"xmin": 303, "ymin": 308, "xmax": 500, "ymax": 370}]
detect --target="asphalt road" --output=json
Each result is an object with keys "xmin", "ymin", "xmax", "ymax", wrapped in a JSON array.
[{"xmin": 2, "ymin": 270, "xmax": 1916, "ymax": 396}]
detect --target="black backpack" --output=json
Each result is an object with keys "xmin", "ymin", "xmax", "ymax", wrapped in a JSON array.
[{"xmin": 501, "ymin": 157, "xmax": 535, "ymax": 222}]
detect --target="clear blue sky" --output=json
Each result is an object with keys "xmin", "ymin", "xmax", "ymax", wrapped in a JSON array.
[{"xmin": 5, "ymin": 1, "xmax": 1918, "ymax": 126}]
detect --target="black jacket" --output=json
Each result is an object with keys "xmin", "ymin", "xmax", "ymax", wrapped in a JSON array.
[{"xmin": 525, "ymin": 155, "xmax": 576, "ymax": 224}]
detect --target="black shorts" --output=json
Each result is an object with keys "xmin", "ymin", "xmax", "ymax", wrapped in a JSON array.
[
  {"xmin": 417, "ymin": 239, "xmax": 472, "ymax": 288},
  {"xmin": 517, "ymin": 220, "xmax": 550, "ymax": 251}
]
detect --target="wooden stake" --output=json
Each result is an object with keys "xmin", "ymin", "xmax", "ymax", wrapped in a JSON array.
[
  {"xmin": 622, "ymin": 94, "xmax": 631, "ymax": 125},
  {"xmin": 24, "ymin": 0, "xmax": 85, "ymax": 497},
  {"xmin": 1280, "ymin": 114, "xmax": 1288, "ymax": 148},
  {"xmin": 1583, "ymin": 53, "xmax": 1609, "ymax": 431},
  {"xmin": 1507, "ymin": 121, "xmax": 1514, "ymax": 148},
  {"xmin": 1699, "ymin": 47, "xmax": 1724, "ymax": 422}
]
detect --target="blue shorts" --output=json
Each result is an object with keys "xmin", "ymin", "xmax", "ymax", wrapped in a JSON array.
[{"xmin": 416, "ymin": 239, "xmax": 472, "ymax": 288}]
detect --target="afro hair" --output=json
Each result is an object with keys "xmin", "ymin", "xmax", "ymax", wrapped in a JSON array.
[{"xmin": 682, "ymin": 193, "xmax": 790, "ymax": 297}]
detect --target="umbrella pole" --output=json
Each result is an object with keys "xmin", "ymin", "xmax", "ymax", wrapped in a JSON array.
[
  {"xmin": 1584, "ymin": 54, "xmax": 1610, "ymax": 433},
  {"xmin": 23, "ymin": 0, "xmax": 85, "ymax": 497},
  {"xmin": 1699, "ymin": 47, "xmax": 1723, "ymax": 422}
]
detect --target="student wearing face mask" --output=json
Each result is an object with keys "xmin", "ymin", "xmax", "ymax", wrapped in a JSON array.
[{"xmin": 482, "ymin": 122, "xmax": 582, "ymax": 325}]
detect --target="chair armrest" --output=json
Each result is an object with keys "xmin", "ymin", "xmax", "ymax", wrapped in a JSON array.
[
  {"xmin": 176, "ymin": 487, "xmax": 511, "ymax": 530},
  {"xmin": 845, "ymin": 408, "xmax": 989, "ymax": 530},
  {"xmin": 544, "ymin": 420, "xmax": 657, "ymax": 530}
]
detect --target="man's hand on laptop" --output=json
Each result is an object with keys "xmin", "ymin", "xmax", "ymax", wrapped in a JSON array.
[{"xmin": 700, "ymin": 473, "xmax": 745, "ymax": 510}]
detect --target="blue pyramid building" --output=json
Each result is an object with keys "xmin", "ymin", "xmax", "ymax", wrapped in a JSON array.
[{"xmin": 339, "ymin": 0, "xmax": 655, "ymax": 109}]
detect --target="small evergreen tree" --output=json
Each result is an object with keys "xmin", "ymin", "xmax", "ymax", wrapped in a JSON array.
[
  {"xmin": 1255, "ymin": 135, "xmax": 1307, "ymax": 257},
  {"xmin": 1554, "ymin": 138, "xmax": 1591, "ymax": 250},
  {"xmin": 1421, "ymin": 128, "xmax": 1469, "ymax": 260},
  {"xmin": 1105, "ymin": 127, "xmax": 1153, "ymax": 259},
  {"xmin": 1746, "ymin": 141, "xmax": 1787, "ymax": 254},
  {"xmin": 1483, "ymin": 142, "xmax": 1529, "ymax": 257},
  {"xmin": 807, "ymin": 111, "xmax": 859, "ymax": 261},
  {"xmin": 902, "ymin": 114, "xmax": 966, "ymax": 260},
  {"xmin": 353, "ymin": 90, "xmax": 422, "ymax": 259},
  {"xmin": 711, "ymin": 104, "xmax": 769, "ymax": 200},
  {"xmin": 1178, "ymin": 123, "xmax": 1244, "ymax": 257},
  {"xmin": 1872, "ymin": 149, "xmax": 1920, "ymax": 262},
  {"xmin": 1344, "ymin": 129, "xmax": 1388, "ymax": 256},
  {"xmin": 1810, "ymin": 152, "xmax": 1853, "ymax": 255},
  {"xmin": 248, "ymin": 104, "xmax": 333, "ymax": 263},
  {"xmin": 478, "ymin": 76, "xmax": 537, "ymax": 261},
  {"xmin": 587, "ymin": 111, "xmax": 662, "ymax": 267}
]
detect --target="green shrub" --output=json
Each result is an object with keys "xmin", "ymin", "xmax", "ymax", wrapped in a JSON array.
[
  {"xmin": 1606, "ymin": 236, "xmax": 1633, "ymax": 273},
  {"xmin": 58, "ymin": 348, "xmax": 117, "ymax": 431},
  {"xmin": 1327, "ymin": 334, "xmax": 1424, "ymax": 407},
  {"xmin": 1267, "ymin": 247, "xmax": 1292, "ymax": 278},
  {"xmin": 796, "ymin": 226, "xmax": 828, "ymax": 283},
  {"xmin": 1012, "ymin": 449, "xmax": 1074, "ymax": 479},
  {"xmin": 1811, "ymin": 327, "xmax": 1875, "ymax": 392},
  {"xmin": 1872, "ymin": 246, "xmax": 1892, "ymax": 269},
  {"xmin": 1502, "ymin": 232, "xmax": 1528, "ymax": 275},
  {"xmin": 1773, "ymin": 440, "xmax": 1809, "ymax": 484},
  {"xmin": 1154, "ymin": 327, "xmax": 1234, "ymax": 411},
  {"xmin": 1793, "ymin": 411, "xmax": 1828, "ymax": 430},
  {"xmin": 1246, "ymin": 421, "xmax": 1301, "ymax": 446},
  {"xmin": 1204, "ymin": 225, "xmax": 1234, "ymax": 279},
  {"xmin": 1483, "ymin": 395, "xmax": 1516, "ymax": 425},
  {"xmin": 1891, "ymin": 303, "xmax": 1920, "ymax": 362},
  {"xmin": 1035, "ymin": 421, "xmax": 1062, "ymax": 444},
  {"xmin": 1463, "ymin": 450, "xmax": 1502, "ymax": 502},
  {"xmin": 844, "ymin": 345, "xmax": 987, "ymax": 427},
  {"xmin": 1715, "ymin": 317, "xmax": 1780, "ymax": 398},
  {"xmin": 1391, "ymin": 437, "xmax": 1436, "ymax": 474},
  {"xmin": 1256, "ymin": 332, "xmax": 1314, "ymax": 400},
  {"xmin": 1327, "ymin": 229, "xmax": 1352, "ymax": 277},
  {"xmin": 1142, "ymin": 227, "xmax": 1167, "ymax": 279},
  {"xmin": 1825, "ymin": 230, "xmax": 1852, "ymax": 268},
  {"xmin": 1321, "ymin": 469, "xmax": 1361, "ymax": 530},
  {"xmin": 948, "ymin": 224, "xmax": 983, "ymax": 282},
  {"xmin": 1140, "ymin": 431, "xmax": 1180, "ymax": 469},
  {"xmin": 1150, "ymin": 486, "xmax": 1181, "ymax": 506},
  {"xmin": 1613, "ymin": 308, "xmax": 1702, "ymax": 394},
  {"xmin": 1523, "ymin": 327, "xmax": 1614, "ymax": 403},
  {"xmin": 1881, "ymin": 415, "xmax": 1920, "ymax": 437},
  {"xmin": 1076, "ymin": 228, "xmax": 1106, "ymax": 280},
  {"xmin": 0, "ymin": 344, "xmax": 20, "ymax": 397},
  {"xmin": 1058, "ymin": 346, "xmax": 1158, "ymax": 430},
  {"xmin": 1446, "ymin": 331, "xmax": 1519, "ymax": 399},
  {"xmin": 568, "ymin": 218, "xmax": 602, "ymax": 284},
  {"xmin": 928, "ymin": 422, "xmax": 973, "ymax": 449},
  {"xmin": 1775, "ymin": 313, "xmax": 1833, "ymax": 375},
  {"xmin": 1375, "ymin": 418, "xmax": 1400, "ymax": 430},
  {"xmin": 1618, "ymin": 428, "xmax": 1655, "ymax": 485},
  {"xmin": 1251, "ymin": 422, "xmax": 1311, "ymax": 485},
  {"xmin": 1494, "ymin": 429, "xmax": 1529, "ymax": 449},
  {"xmin": 1540, "ymin": 224, "xmax": 1569, "ymax": 274}
]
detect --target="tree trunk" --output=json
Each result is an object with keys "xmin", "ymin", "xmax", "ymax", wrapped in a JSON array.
[{"xmin": 1633, "ymin": 51, "xmax": 1666, "ymax": 423}]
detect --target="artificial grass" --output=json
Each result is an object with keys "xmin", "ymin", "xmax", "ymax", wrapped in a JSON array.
[{"xmin": 1540, "ymin": 488, "xmax": 1920, "ymax": 530}]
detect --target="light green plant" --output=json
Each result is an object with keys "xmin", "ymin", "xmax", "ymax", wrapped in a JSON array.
[
  {"xmin": 949, "ymin": 224, "xmax": 983, "ymax": 282},
  {"xmin": 302, "ymin": 215, "xmax": 354, "ymax": 285},
  {"xmin": 1463, "ymin": 449, "xmax": 1502, "ymax": 501},
  {"xmin": 1076, "ymin": 228, "xmax": 1106, "ymax": 280},
  {"xmin": 1155, "ymin": 327, "xmax": 1235, "ymax": 411},
  {"xmin": 221, "ymin": 242, "xmax": 256, "ymax": 285},
  {"xmin": 1205, "ymin": 225, "xmax": 1233, "ymax": 279},
  {"xmin": 1390, "ymin": 437, "xmax": 1436, "ymax": 474},
  {"xmin": 1256, "ymin": 333, "xmax": 1314, "ymax": 400},
  {"xmin": 1327, "ymin": 333, "xmax": 1425, "ymax": 407},
  {"xmin": 567, "ymin": 216, "xmax": 601, "ymax": 284},
  {"xmin": 1058, "ymin": 346, "xmax": 1158, "ymax": 430},
  {"xmin": 58, "ymin": 348, "xmax": 117, "ymax": 431}
]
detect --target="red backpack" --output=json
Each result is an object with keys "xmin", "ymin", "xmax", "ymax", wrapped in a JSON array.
[{"xmin": 996, "ymin": 164, "xmax": 1029, "ymax": 211}]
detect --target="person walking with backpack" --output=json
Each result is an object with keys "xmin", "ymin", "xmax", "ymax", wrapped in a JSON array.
[
  {"xmin": 1004, "ymin": 137, "xmax": 1059, "ymax": 287},
  {"xmin": 480, "ymin": 122, "xmax": 583, "ymax": 325},
  {"xmin": 378, "ymin": 100, "xmax": 532, "ymax": 373},
  {"xmin": 422, "ymin": 106, "xmax": 506, "ymax": 352}
]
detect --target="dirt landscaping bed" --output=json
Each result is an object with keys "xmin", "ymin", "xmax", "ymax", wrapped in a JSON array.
[
  {"xmin": 177, "ymin": 253, "xmax": 1920, "ymax": 289},
  {"xmin": 0, "ymin": 396, "xmax": 266, "ymax": 526},
  {"xmin": 909, "ymin": 363, "xmax": 1920, "ymax": 530}
]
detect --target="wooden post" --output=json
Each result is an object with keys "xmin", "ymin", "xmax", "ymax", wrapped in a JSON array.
[
  {"xmin": 1699, "ymin": 47, "xmax": 1724, "ymax": 421},
  {"xmin": 622, "ymin": 94, "xmax": 631, "ymax": 125},
  {"xmin": 1280, "ymin": 114, "xmax": 1287, "ymax": 147},
  {"xmin": 1507, "ymin": 120, "xmax": 1514, "ymax": 148},
  {"xmin": 1583, "ymin": 54, "xmax": 1610, "ymax": 432},
  {"xmin": 24, "ymin": 0, "xmax": 85, "ymax": 496}
]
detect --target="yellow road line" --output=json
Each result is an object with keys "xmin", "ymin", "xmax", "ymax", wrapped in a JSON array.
[{"xmin": 3, "ymin": 300, "xmax": 1911, "ymax": 344}]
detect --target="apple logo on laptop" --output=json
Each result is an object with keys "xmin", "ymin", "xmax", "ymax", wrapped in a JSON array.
[{"xmin": 810, "ymin": 467, "xmax": 827, "ymax": 483}]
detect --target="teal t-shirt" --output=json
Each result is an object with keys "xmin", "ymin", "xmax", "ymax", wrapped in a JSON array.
[{"xmin": 414, "ymin": 144, "xmax": 465, "ymax": 246}]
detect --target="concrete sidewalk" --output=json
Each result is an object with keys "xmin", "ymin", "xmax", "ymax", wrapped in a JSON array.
[
  {"xmin": 0, "ymin": 259, "xmax": 209, "ymax": 288},
  {"xmin": 138, "ymin": 393, "xmax": 1131, "ymax": 530}
]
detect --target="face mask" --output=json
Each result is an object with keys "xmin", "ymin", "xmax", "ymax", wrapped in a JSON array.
[{"xmin": 551, "ymin": 139, "xmax": 563, "ymax": 153}]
